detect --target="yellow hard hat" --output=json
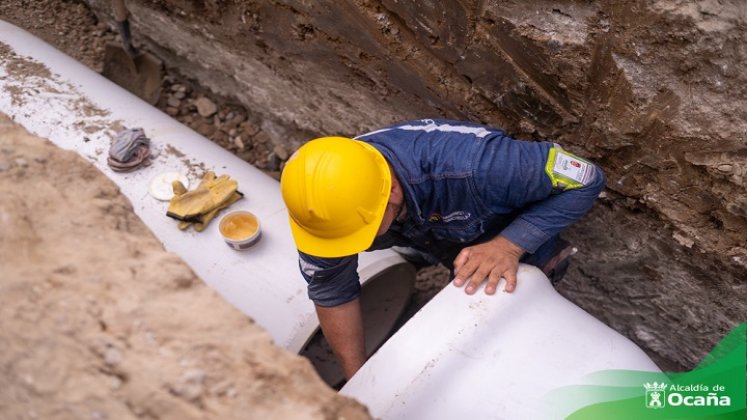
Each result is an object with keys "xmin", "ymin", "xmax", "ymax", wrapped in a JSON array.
[{"xmin": 280, "ymin": 137, "xmax": 392, "ymax": 257}]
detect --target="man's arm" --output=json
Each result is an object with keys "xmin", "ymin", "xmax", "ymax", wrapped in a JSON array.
[
  {"xmin": 455, "ymin": 143, "xmax": 606, "ymax": 294},
  {"xmin": 298, "ymin": 252, "xmax": 365, "ymax": 378},
  {"xmin": 315, "ymin": 298, "xmax": 366, "ymax": 379}
]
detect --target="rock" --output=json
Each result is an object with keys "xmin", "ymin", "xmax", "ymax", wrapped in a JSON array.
[
  {"xmin": 717, "ymin": 164, "xmax": 733, "ymax": 173},
  {"xmin": 272, "ymin": 144, "xmax": 289, "ymax": 161},
  {"xmin": 254, "ymin": 131, "xmax": 270, "ymax": 144},
  {"xmin": 173, "ymin": 90, "xmax": 186, "ymax": 100},
  {"xmin": 194, "ymin": 97, "xmax": 218, "ymax": 118},
  {"xmin": 239, "ymin": 121, "xmax": 261, "ymax": 136},
  {"xmin": 104, "ymin": 348, "xmax": 122, "ymax": 367},
  {"xmin": 15, "ymin": 158, "xmax": 28, "ymax": 168},
  {"xmin": 170, "ymin": 83, "xmax": 183, "ymax": 92},
  {"xmin": 672, "ymin": 232, "xmax": 695, "ymax": 248},
  {"xmin": 167, "ymin": 97, "xmax": 181, "ymax": 108},
  {"xmin": 195, "ymin": 122, "xmax": 217, "ymax": 138},
  {"xmin": 230, "ymin": 113, "xmax": 247, "ymax": 126},
  {"xmin": 213, "ymin": 132, "xmax": 229, "ymax": 145},
  {"xmin": 166, "ymin": 107, "xmax": 179, "ymax": 117},
  {"xmin": 237, "ymin": 150, "xmax": 255, "ymax": 162},
  {"xmin": 234, "ymin": 136, "xmax": 244, "ymax": 150}
]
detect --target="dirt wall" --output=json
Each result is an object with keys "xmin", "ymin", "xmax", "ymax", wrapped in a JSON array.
[{"xmin": 79, "ymin": 0, "xmax": 747, "ymax": 370}]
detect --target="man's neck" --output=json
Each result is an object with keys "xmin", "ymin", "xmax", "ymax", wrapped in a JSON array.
[{"xmin": 395, "ymin": 201, "xmax": 408, "ymax": 223}]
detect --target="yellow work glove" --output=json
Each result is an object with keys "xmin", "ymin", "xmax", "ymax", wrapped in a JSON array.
[
  {"xmin": 193, "ymin": 191, "xmax": 243, "ymax": 232},
  {"xmin": 166, "ymin": 171, "xmax": 239, "ymax": 222},
  {"xmin": 173, "ymin": 172, "xmax": 215, "ymax": 229},
  {"xmin": 170, "ymin": 180, "xmax": 193, "ymax": 230}
]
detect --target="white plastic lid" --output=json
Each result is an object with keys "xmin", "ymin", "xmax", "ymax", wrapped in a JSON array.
[{"xmin": 149, "ymin": 171, "xmax": 189, "ymax": 201}]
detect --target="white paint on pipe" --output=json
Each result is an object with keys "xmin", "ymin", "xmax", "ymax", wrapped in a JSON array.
[
  {"xmin": 0, "ymin": 20, "xmax": 411, "ymax": 352},
  {"xmin": 342, "ymin": 265, "xmax": 660, "ymax": 419}
]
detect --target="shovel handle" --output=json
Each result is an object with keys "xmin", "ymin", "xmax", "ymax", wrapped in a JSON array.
[
  {"xmin": 112, "ymin": 0, "xmax": 137, "ymax": 56},
  {"xmin": 113, "ymin": 0, "xmax": 128, "ymax": 22}
]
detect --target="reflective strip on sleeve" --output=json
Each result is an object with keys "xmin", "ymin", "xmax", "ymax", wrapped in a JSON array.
[{"xmin": 299, "ymin": 258, "xmax": 323, "ymax": 277}]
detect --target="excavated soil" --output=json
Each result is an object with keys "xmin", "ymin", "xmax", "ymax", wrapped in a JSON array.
[{"xmin": 0, "ymin": 113, "xmax": 370, "ymax": 419}]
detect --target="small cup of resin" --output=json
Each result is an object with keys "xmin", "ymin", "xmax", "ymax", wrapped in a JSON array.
[{"xmin": 219, "ymin": 211, "xmax": 262, "ymax": 250}]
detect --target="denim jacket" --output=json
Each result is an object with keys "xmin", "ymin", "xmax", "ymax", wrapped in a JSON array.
[{"xmin": 298, "ymin": 119, "xmax": 606, "ymax": 307}]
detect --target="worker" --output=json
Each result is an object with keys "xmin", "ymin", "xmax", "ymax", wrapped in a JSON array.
[{"xmin": 280, "ymin": 119, "xmax": 606, "ymax": 379}]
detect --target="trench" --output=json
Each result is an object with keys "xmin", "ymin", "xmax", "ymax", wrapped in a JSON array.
[{"xmin": 4, "ymin": 0, "xmax": 746, "ymax": 384}]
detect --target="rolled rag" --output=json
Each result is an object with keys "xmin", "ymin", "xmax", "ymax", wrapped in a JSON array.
[{"xmin": 107, "ymin": 128, "xmax": 151, "ymax": 172}]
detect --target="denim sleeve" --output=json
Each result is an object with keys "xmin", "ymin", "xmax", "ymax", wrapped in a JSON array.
[
  {"xmin": 298, "ymin": 251, "xmax": 360, "ymax": 307},
  {"xmin": 500, "ymin": 164, "xmax": 606, "ymax": 253}
]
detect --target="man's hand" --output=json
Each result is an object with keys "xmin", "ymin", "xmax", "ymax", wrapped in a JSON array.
[{"xmin": 453, "ymin": 236, "xmax": 524, "ymax": 295}]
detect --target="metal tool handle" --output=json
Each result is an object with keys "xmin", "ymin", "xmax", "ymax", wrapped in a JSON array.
[{"xmin": 113, "ymin": 0, "xmax": 138, "ymax": 57}]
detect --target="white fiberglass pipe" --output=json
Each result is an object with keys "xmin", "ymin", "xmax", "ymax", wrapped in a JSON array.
[
  {"xmin": 342, "ymin": 264, "xmax": 660, "ymax": 419},
  {"xmin": 0, "ymin": 20, "xmax": 413, "ymax": 353}
]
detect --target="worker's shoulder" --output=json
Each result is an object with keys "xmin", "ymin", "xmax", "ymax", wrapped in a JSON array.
[
  {"xmin": 389, "ymin": 118, "xmax": 502, "ymax": 136},
  {"xmin": 359, "ymin": 119, "xmax": 505, "ymax": 138}
]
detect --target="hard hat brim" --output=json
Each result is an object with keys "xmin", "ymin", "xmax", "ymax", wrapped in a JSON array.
[{"xmin": 287, "ymin": 208, "xmax": 386, "ymax": 258}]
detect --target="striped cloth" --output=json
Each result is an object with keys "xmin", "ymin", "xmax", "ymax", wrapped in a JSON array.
[{"xmin": 107, "ymin": 128, "xmax": 151, "ymax": 172}]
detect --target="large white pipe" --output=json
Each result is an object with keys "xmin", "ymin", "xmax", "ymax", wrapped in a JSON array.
[
  {"xmin": 342, "ymin": 265, "xmax": 660, "ymax": 419},
  {"xmin": 0, "ymin": 20, "xmax": 414, "ymax": 354}
]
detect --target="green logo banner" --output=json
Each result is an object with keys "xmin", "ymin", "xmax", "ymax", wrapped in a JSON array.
[{"xmin": 543, "ymin": 323, "xmax": 746, "ymax": 419}]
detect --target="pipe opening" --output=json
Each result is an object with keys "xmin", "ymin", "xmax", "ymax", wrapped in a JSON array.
[{"xmin": 300, "ymin": 262, "xmax": 416, "ymax": 388}]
